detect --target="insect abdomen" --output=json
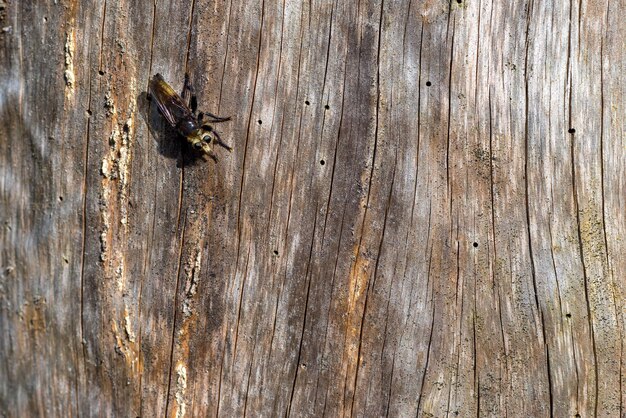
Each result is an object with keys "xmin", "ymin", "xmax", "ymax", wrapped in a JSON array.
[{"xmin": 177, "ymin": 118, "xmax": 198, "ymax": 137}]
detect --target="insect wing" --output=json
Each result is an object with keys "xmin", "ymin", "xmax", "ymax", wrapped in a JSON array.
[{"xmin": 149, "ymin": 74, "xmax": 193, "ymax": 127}]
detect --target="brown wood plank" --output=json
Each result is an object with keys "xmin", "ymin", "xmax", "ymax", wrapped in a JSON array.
[{"xmin": 1, "ymin": 0, "xmax": 624, "ymax": 416}]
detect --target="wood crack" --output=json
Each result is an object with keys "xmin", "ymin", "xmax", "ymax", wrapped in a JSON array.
[{"xmin": 164, "ymin": 215, "xmax": 187, "ymax": 416}]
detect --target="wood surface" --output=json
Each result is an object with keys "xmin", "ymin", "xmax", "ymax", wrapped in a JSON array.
[{"xmin": 1, "ymin": 0, "xmax": 624, "ymax": 416}]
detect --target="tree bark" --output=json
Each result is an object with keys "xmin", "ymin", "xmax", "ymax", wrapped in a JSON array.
[{"xmin": 1, "ymin": 0, "xmax": 624, "ymax": 416}]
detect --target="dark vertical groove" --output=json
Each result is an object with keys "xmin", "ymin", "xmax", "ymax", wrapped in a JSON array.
[
  {"xmin": 383, "ymin": 264, "xmax": 410, "ymax": 412},
  {"xmin": 474, "ymin": 0, "xmax": 482, "ymax": 107},
  {"xmin": 599, "ymin": 14, "xmax": 609, "ymax": 272},
  {"xmin": 547, "ymin": 220, "xmax": 564, "ymax": 327},
  {"xmin": 216, "ymin": 339, "xmax": 226, "ymax": 417},
  {"xmin": 78, "ymin": 103, "xmax": 89, "ymax": 412},
  {"xmin": 183, "ymin": 0, "xmax": 197, "ymax": 72},
  {"xmin": 277, "ymin": 0, "xmax": 309, "ymax": 250},
  {"xmin": 571, "ymin": 125, "xmax": 599, "ymax": 418},
  {"xmin": 576, "ymin": 0, "xmax": 582, "ymax": 60},
  {"xmin": 450, "ymin": 214, "xmax": 463, "ymax": 413},
  {"xmin": 598, "ymin": 27, "xmax": 618, "ymax": 381},
  {"xmin": 287, "ymin": 5, "xmax": 335, "ymax": 413},
  {"xmin": 472, "ymin": 315, "xmax": 478, "ymax": 415},
  {"xmin": 352, "ymin": 169, "xmax": 394, "ymax": 412},
  {"xmin": 97, "ymin": 1, "xmax": 107, "ymax": 72},
  {"xmin": 78, "ymin": 52, "xmax": 91, "ymax": 418},
  {"xmin": 265, "ymin": 0, "xmax": 289, "ymax": 232},
  {"xmin": 217, "ymin": 0, "xmax": 233, "ymax": 108},
  {"xmin": 523, "ymin": 0, "xmax": 541, "ymax": 315},
  {"xmin": 280, "ymin": 1, "xmax": 308, "ymax": 253},
  {"xmin": 320, "ymin": 0, "xmax": 341, "ymax": 239},
  {"xmin": 344, "ymin": 0, "xmax": 386, "ymax": 410},
  {"xmin": 353, "ymin": 142, "xmax": 396, "ymax": 418},
  {"xmin": 417, "ymin": 245, "xmax": 435, "ymax": 418},
  {"xmin": 401, "ymin": 0, "xmax": 412, "ymax": 61},
  {"xmin": 320, "ymin": 3, "xmax": 334, "ymax": 96},
  {"xmin": 415, "ymin": 301, "xmax": 436, "ymax": 417},
  {"xmin": 496, "ymin": 264, "xmax": 507, "ymax": 367},
  {"xmin": 138, "ymin": 3, "xmax": 159, "ymax": 409},
  {"xmin": 321, "ymin": 69, "xmax": 347, "ymax": 237},
  {"xmin": 567, "ymin": 0, "xmax": 598, "ymax": 414},
  {"xmin": 147, "ymin": 0, "xmax": 158, "ymax": 79},
  {"xmin": 409, "ymin": 24, "xmax": 424, "ymax": 225},
  {"xmin": 564, "ymin": 1, "xmax": 580, "ymax": 410},
  {"xmin": 235, "ymin": 0, "xmax": 265, "ymax": 263},
  {"xmin": 229, "ymin": 9, "xmax": 265, "ymax": 412},
  {"xmin": 445, "ymin": 17, "xmax": 455, "ymax": 192},
  {"xmin": 611, "ymin": 3, "xmax": 625, "ymax": 398},
  {"xmin": 282, "ymin": 96, "xmax": 306, "ymax": 249},
  {"xmin": 164, "ymin": 215, "xmax": 187, "ymax": 417},
  {"xmin": 242, "ymin": 338, "xmax": 257, "ymax": 418},
  {"xmin": 476, "ymin": 377, "xmax": 481, "ymax": 418},
  {"xmin": 318, "ymin": 205, "xmax": 348, "ymax": 410},
  {"xmin": 215, "ymin": 2, "xmax": 233, "ymax": 409},
  {"xmin": 488, "ymin": 90, "xmax": 497, "ymax": 268},
  {"xmin": 286, "ymin": 206, "xmax": 318, "ymax": 416},
  {"xmin": 568, "ymin": 317, "xmax": 581, "ymax": 409},
  {"xmin": 266, "ymin": 274, "xmax": 281, "ymax": 355},
  {"xmin": 384, "ymin": 355, "xmax": 397, "ymax": 416},
  {"xmin": 454, "ymin": 221, "xmax": 460, "ymax": 305},
  {"xmin": 231, "ymin": 244, "xmax": 252, "ymax": 380},
  {"xmin": 541, "ymin": 311, "xmax": 554, "ymax": 417},
  {"xmin": 163, "ymin": 20, "xmax": 199, "ymax": 409},
  {"xmin": 79, "ymin": 0, "xmax": 106, "ymax": 411}
]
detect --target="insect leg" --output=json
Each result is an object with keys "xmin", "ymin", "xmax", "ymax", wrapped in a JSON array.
[
  {"xmin": 207, "ymin": 150, "xmax": 219, "ymax": 162},
  {"xmin": 201, "ymin": 112, "xmax": 231, "ymax": 123},
  {"xmin": 210, "ymin": 129, "xmax": 233, "ymax": 152}
]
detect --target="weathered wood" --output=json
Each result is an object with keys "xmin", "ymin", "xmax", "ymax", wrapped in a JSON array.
[{"xmin": 1, "ymin": 0, "xmax": 624, "ymax": 416}]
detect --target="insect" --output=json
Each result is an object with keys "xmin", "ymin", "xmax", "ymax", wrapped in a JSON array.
[{"xmin": 149, "ymin": 73, "xmax": 232, "ymax": 161}]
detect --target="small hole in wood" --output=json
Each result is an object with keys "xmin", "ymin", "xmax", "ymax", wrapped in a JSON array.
[
  {"xmin": 565, "ymin": 313, "xmax": 572, "ymax": 318},
  {"xmin": 86, "ymin": 109, "xmax": 92, "ymax": 116},
  {"xmin": 456, "ymin": 0, "xmax": 462, "ymax": 3},
  {"xmin": 58, "ymin": 196, "xmax": 63, "ymax": 201},
  {"xmin": 568, "ymin": 128, "xmax": 576, "ymax": 134},
  {"xmin": 98, "ymin": 70, "xmax": 105, "ymax": 76},
  {"xmin": 257, "ymin": 120, "xmax": 262, "ymax": 125},
  {"xmin": 320, "ymin": 159, "xmax": 325, "ymax": 165},
  {"xmin": 305, "ymin": 100, "xmax": 310, "ymax": 106},
  {"xmin": 273, "ymin": 250, "xmax": 279, "ymax": 256},
  {"xmin": 472, "ymin": 242, "xmax": 478, "ymax": 248},
  {"xmin": 426, "ymin": 81, "xmax": 432, "ymax": 86},
  {"xmin": 324, "ymin": 104, "xmax": 330, "ymax": 110}
]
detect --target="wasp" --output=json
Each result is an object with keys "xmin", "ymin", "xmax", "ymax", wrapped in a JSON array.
[{"xmin": 149, "ymin": 73, "xmax": 232, "ymax": 161}]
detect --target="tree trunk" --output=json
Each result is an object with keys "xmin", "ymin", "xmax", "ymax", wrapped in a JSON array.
[{"xmin": 1, "ymin": 0, "xmax": 624, "ymax": 416}]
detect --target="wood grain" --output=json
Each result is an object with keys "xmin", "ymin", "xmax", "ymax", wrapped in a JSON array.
[{"xmin": 1, "ymin": 0, "xmax": 624, "ymax": 416}]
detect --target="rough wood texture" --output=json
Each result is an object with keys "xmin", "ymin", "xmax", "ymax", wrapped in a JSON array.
[{"xmin": 1, "ymin": 0, "xmax": 624, "ymax": 416}]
